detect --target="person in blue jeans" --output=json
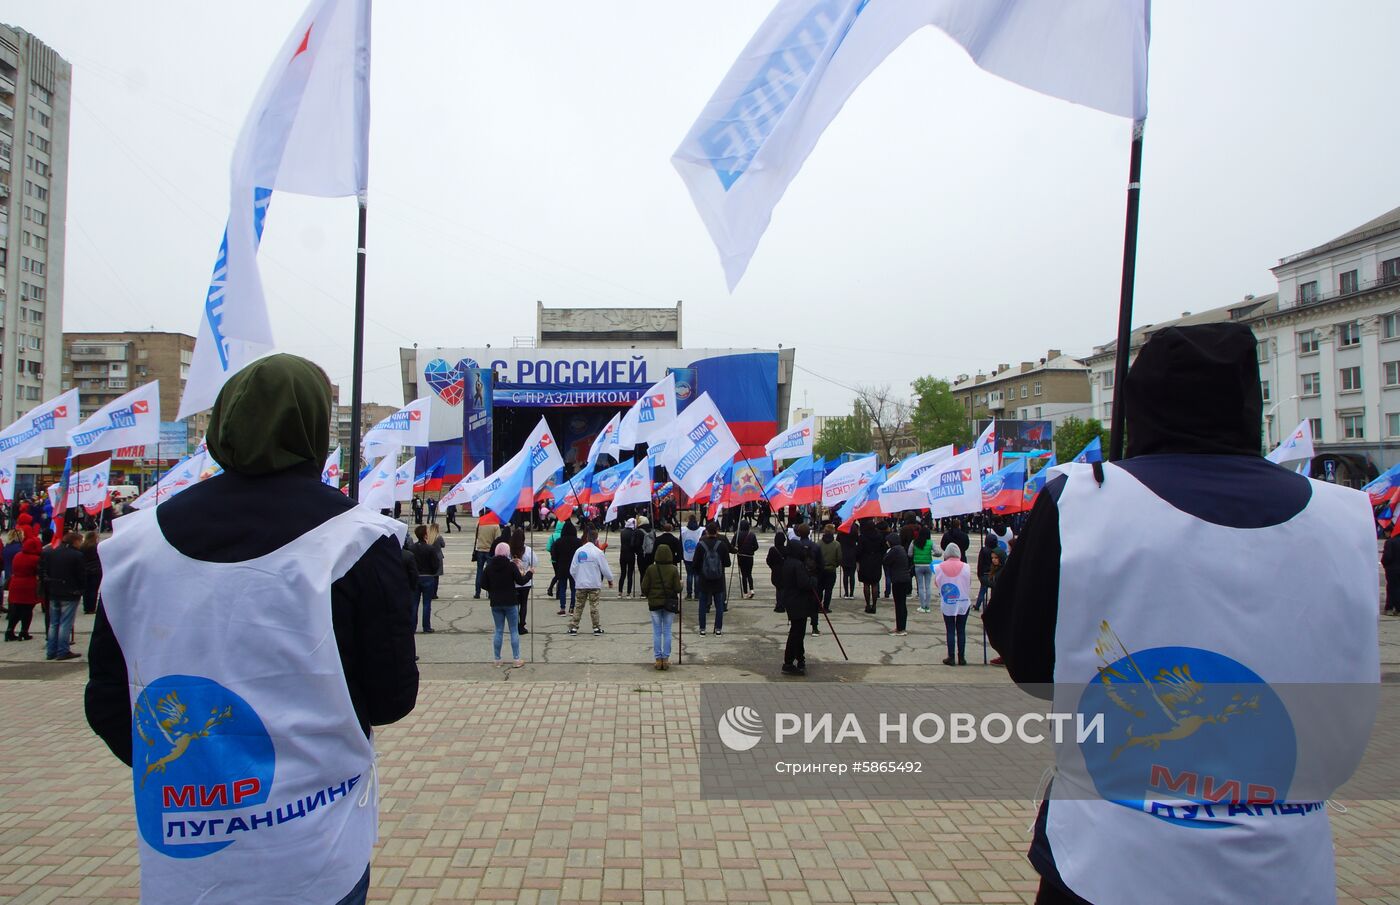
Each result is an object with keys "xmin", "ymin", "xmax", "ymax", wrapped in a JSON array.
[
  {"xmin": 640, "ymin": 543, "xmax": 680, "ymax": 668},
  {"xmin": 41, "ymin": 531, "xmax": 87, "ymax": 661},
  {"xmin": 409, "ymin": 524, "xmax": 442, "ymax": 633},
  {"xmin": 694, "ymin": 522, "xmax": 732, "ymax": 636},
  {"xmin": 480, "ymin": 542, "xmax": 525, "ymax": 667}
]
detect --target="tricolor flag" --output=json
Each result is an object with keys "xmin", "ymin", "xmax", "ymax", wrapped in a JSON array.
[
  {"xmin": 982, "ymin": 457, "xmax": 1028, "ymax": 515},
  {"xmin": 674, "ymin": 0, "xmax": 1150, "ymax": 289},
  {"xmin": 823, "ymin": 454, "xmax": 879, "ymax": 508},
  {"xmin": 439, "ymin": 461, "xmax": 487, "ymax": 510},
  {"xmin": 480, "ymin": 418, "xmax": 565, "ymax": 522},
  {"xmin": 618, "ymin": 373, "xmax": 678, "ymax": 448},
  {"xmin": 362, "ymin": 397, "xmax": 432, "ymax": 459},
  {"xmin": 413, "ymin": 455, "xmax": 447, "ymax": 493},
  {"xmin": 656, "ymin": 392, "xmax": 741, "ymax": 498},
  {"xmin": 765, "ymin": 455, "xmax": 824, "ymax": 509},
  {"xmin": 181, "ymin": 0, "xmax": 372, "ymax": 418},
  {"xmin": 589, "ymin": 457, "xmax": 635, "ymax": 505},
  {"xmin": 1072, "ymin": 436, "xmax": 1104, "ymax": 465},
  {"xmin": 606, "ymin": 457, "xmax": 654, "ymax": 524},
  {"xmin": 0, "ymin": 389, "xmax": 79, "ymax": 462},
  {"xmin": 763, "ymin": 416, "xmax": 815, "ymax": 462},
  {"xmin": 322, "ymin": 445, "xmax": 343, "ymax": 487},
  {"xmin": 836, "ymin": 466, "xmax": 888, "ymax": 529},
  {"xmin": 726, "ymin": 457, "xmax": 775, "ymax": 508},
  {"xmin": 550, "ymin": 464, "xmax": 594, "ymax": 520},
  {"xmin": 1023, "ymin": 454, "xmax": 1057, "ymax": 508}
]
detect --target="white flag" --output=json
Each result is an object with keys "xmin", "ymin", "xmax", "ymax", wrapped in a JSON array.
[
  {"xmin": 585, "ymin": 412, "xmax": 623, "ymax": 470},
  {"xmin": 322, "ymin": 446, "xmax": 343, "ymax": 487},
  {"xmin": 1267, "ymin": 420, "xmax": 1315, "ymax": 467},
  {"xmin": 181, "ymin": 0, "xmax": 372, "ymax": 418},
  {"xmin": 131, "ymin": 450, "xmax": 223, "ymax": 510},
  {"xmin": 68, "ymin": 382, "xmax": 161, "ymax": 456},
  {"xmin": 392, "ymin": 458, "xmax": 416, "ymax": 502},
  {"xmin": 916, "ymin": 447, "xmax": 984, "ymax": 520},
  {"xmin": 0, "ymin": 389, "xmax": 80, "ymax": 462},
  {"xmin": 975, "ymin": 420, "xmax": 998, "ymax": 478},
  {"xmin": 876, "ymin": 445, "xmax": 954, "ymax": 513},
  {"xmin": 605, "ymin": 458, "xmax": 654, "ymax": 524},
  {"xmin": 358, "ymin": 454, "xmax": 398, "ymax": 510},
  {"xmin": 764, "ymin": 416, "xmax": 815, "ymax": 462},
  {"xmin": 656, "ymin": 391, "xmax": 741, "ymax": 498},
  {"xmin": 0, "ymin": 461, "xmax": 14, "ymax": 504},
  {"xmin": 362, "ymin": 397, "xmax": 432, "ymax": 456},
  {"xmin": 618, "ymin": 374, "xmax": 678, "ymax": 448},
  {"xmin": 822, "ymin": 454, "xmax": 878, "ymax": 507},
  {"xmin": 48, "ymin": 459, "xmax": 114, "ymax": 516},
  {"xmin": 439, "ymin": 461, "xmax": 486, "ymax": 510},
  {"xmin": 674, "ymin": 0, "xmax": 1150, "ymax": 289}
]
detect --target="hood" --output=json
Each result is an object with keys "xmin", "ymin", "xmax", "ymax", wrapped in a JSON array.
[
  {"xmin": 1124, "ymin": 323, "xmax": 1262, "ymax": 457},
  {"xmin": 21, "ymin": 537, "xmax": 41, "ymax": 555},
  {"xmin": 940, "ymin": 558, "xmax": 966, "ymax": 577},
  {"xmin": 207, "ymin": 354, "xmax": 331, "ymax": 476},
  {"xmin": 655, "ymin": 545, "xmax": 674, "ymax": 564}
]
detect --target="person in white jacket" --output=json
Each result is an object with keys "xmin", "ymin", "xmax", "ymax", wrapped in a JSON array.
[{"xmin": 568, "ymin": 529, "xmax": 614, "ymax": 635}]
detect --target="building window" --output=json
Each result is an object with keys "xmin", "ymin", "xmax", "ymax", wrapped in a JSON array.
[
  {"xmin": 1298, "ymin": 281, "xmax": 1319, "ymax": 303},
  {"xmin": 1103, "ymin": 402, "xmax": 1113, "ymax": 419},
  {"xmin": 1256, "ymin": 340, "xmax": 1270, "ymax": 363},
  {"xmin": 1390, "ymin": 414, "xmax": 1400, "ymax": 438},
  {"xmin": 1301, "ymin": 372, "xmax": 1321, "ymax": 396},
  {"xmin": 1298, "ymin": 330, "xmax": 1319, "ymax": 355},
  {"xmin": 1383, "ymin": 257, "xmax": 1400, "ymax": 285},
  {"xmin": 1033, "ymin": 381, "xmax": 1042, "ymax": 396},
  {"xmin": 1309, "ymin": 418, "xmax": 1323, "ymax": 441},
  {"xmin": 1340, "ymin": 366, "xmax": 1361, "ymax": 391},
  {"xmin": 1034, "ymin": 406, "xmax": 1043, "ymax": 418},
  {"xmin": 1101, "ymin": 370, "xmax": 1114, "ymax": 389},
  {"xmin": 1338, "ymin": 322, "xmax": 1361, "ymax": 347},
  {"xmin": 1385, "ymin": 314, "xmax": 1400, "ymax": 340},
  {"xmin": 1340, "ymin": 270, "xmax": 1359, "ymax": 295},
  {"xmin": 1387, "ymin": 362, "xmax": 1400, "ymax": 387},
  {"xmin": 1341, "ymin": 413, "xmax": 1365, "ymax": 440},
  {"xmin": 1020, "ymin": 386, "xmax": 1028, "ymax": 399},
  {"xmin": 1261, "ymin": 379, "xmax": 1271, "ymax": 402}
]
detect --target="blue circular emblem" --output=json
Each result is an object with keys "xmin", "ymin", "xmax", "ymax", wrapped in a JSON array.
[
  {"xmin": 132, "ymin": 675, "xmax": 275, "ymax": 858},
  {"xmin": 1078, "ymin": 646, "xmax": 1295, "ymax": 828}
]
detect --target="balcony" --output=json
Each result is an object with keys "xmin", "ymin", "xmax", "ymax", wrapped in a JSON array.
[
  {"xmin": 0, "ymin": 72, "xmax": 14, "ymax": 95},
  {"xmin": 986, "ymin": 390, "xmax": 1006, "ymax": 411},
  {"xmin": 70, "ymin": 344, "xmax": 129, "ymax": 362},
  {"xmin": 0, "ymin": 99, "xmax": 12, "ymax": 121}
]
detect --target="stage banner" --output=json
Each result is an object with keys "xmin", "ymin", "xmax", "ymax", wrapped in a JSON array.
[{"xmin": 463, "ymin": 367, "xmax": 494, "ymax": 476}]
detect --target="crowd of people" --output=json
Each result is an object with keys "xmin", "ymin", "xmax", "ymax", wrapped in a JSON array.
[{"xmin": 1, "ymin": 498, "xmax": 103, "ymax": 661}]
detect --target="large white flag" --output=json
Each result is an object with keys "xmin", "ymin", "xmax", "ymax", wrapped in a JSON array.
[
  {"xmin": 362, "ymin": 397, "xmax": 432, "ymax": 457},
  {"xmin": 675, "ymin": 0, "xmax": 1150, "ymax": 289},
  {"xmin": 656, "ymin": 391, "xmax": 741, "ymax": 498},
  {"xmin": 131, "ymin": 450, "xmax": 223, "ymax": 510},
  {"xmin": 0, "ymin": 389, "xmax": 79, "ymax": 462},
  {"xmin": 975, "ymin": 420, "xmax": 998, "ymax": 479},
  {"xmin": 439, "ymin": 461, "xmax": 486, "ymax": 510},
  {"xmin": 48, "ymin": 459, "xmax": 114, "ymax": 516},
  {"xmin": 322, "ymin": 446, "xmax": 343, "ymax": 487},
  {"xmin": 1267, "ymin": 420, "xmax": 1315, "ymax": 468},
  {"xmin": 68, "ymin": 382, "xmax": 161, "ymax": 456},
  {"xmin": 822, "ymin": 454, "xmax": 878, "ymax": 507},
  {"xmin": 358, "ymin": 454, "xmax": 398, "ymax": 510},
  {"xmin": 181, "ymin": 0, "xmax": 372, "ymax": 418},
  {"xmin": 392, "ymin": 457, "xmax": 416, "ymax": 502},
  {"xmin": 764, "ymin": 415, "xmax": 815, "ymax": 462},
  {"xmin": 585, "ymin": 412, "xmax": 623, "ymax": 470},
  {"xmin": 916, "ymin": 447, "xmax": 984, "ymax": 520},
  {"xmin": 618, "ymin": 374, "xmax": 678, "ymax": 448},
  {"xmin": 876, "ymin": 444, "xmax": 954, "ymax": 513},
  {"xmin": 605, "ymin": 458, "xmax": 654, "ymax": 524}
]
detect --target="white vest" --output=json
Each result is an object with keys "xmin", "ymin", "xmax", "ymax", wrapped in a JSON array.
[
  {"xmin": 934, "ymin": 561, "xmax": 971, "ymax": 616},
  {"xmin": 101, "ymin": 505, "xmax": 405, "ymax": 905},
  {"xmin": 1046, "ymin": 462, "xmax": 1378, "ymax": 905}
]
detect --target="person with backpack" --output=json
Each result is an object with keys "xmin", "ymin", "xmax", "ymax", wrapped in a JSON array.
[
  {"xmin": 617, "ymin": 518, "xmax": 638, "ymax": 597},
  {"xmin": 635, "ymin": 520, "xmax": 657, "ymax": 578},
  {"xmin": 640, "ymin": 543, "xmax": 681, "ymax": 669},
  {"xmin": 732, "ymin": 519, "xmax": 760, "ymax": 599},
  {"xmin": 680, "ymin": 516, "xmax": 703, "ymax": 600},
  {"xmin": 694, "ymin": 521, "xmax": 732, "ymax": 636}
]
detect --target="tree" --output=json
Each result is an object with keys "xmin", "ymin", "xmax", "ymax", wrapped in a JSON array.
[
  {"xmin": 853, "ymin": 384, "xmax": 911, "ymax": 461},
  {"xmin": 814, "ymin": 405, "xmax": 872, "ymax": 461},
  {"xmin": 1053, "ymin": 416, "xmax": 1107, "ymax": 461},
  {"xmin": 910, "ymin": 377, "xmax": 973, "ymax": 451}
]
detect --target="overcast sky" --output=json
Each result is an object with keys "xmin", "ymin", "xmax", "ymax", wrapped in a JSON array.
[{"xmin": 7, "ymin": 1, "xmax": 1400, "ymax": 416}]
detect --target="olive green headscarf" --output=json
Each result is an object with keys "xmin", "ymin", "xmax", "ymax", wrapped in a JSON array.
[{"xmin": 206, "ymin": 354, "xmax": 331, "ymax": 476}]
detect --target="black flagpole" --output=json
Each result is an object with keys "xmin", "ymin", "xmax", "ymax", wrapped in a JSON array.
[
  {"xmin": 349, "ymin": 197, "xmax": 368, "ymax": 500},
  {"xmin": 1107, "ymin": 119, "xmax": 1145, "ymax": 463}
]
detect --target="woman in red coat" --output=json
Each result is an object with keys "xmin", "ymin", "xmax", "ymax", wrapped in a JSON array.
[
  {"xmin": 15, "ymin": 513, "xmax": 38, "ymax": 542},
  {"xmin": 5, "ymin": 537, "xmax": 42, "ymax": 641}
]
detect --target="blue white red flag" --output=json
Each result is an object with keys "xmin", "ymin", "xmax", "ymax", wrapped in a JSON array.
[
  {"xmin": 589, "ymin": 457, "xmax": 635, "ymax": 505},
  {"xmin": 765, "ymin": 455, "xmax": 823, "ymax": 509},
  {"xmin": 606, "ymin": 458, "xmax": 654, "ymax": 523},
  {"xmin": 413, "ymin": 455, "xmax": 446, "ymax": 493},
  {"xmin": 707, "ymin": 461, "xmax": 733, "ymax": 520},
  {"xmin": 1023, "ymin": 454, "xmax": 1057, "ymax": 508},
  {"xmin": 823, "ymin": 454, "xmax": 878, "ymax": 508},
  {"xmin": 836, "ymin": 466, "xmax": 888, "ymax": 529},
  {"xmin": 1363, "ymin": 461, "xmax": 1400, "ymax": 507},
  {"xmin": 982, "ymin": 457, "xmax": 1028, "ymax": 515},
  {"xmin": 976, "ymin": 421, "xmax": 998, "ymax": 479},
  {"xmin": 481, "ymin": 418, "xmax": 563, "ymax": 521}
]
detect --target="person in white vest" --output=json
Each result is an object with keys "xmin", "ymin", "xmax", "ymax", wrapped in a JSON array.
[
  {"xmin": 985, "ymin": 324, "xmax": 1378, "ymax": 905},
  {"xmin": 84, "ymin": 355, "xmax": 419, "ymax": 905}
]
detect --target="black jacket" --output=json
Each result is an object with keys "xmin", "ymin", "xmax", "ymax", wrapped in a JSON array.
[
  {"xmin": 85, "ymin": 466, "xmax": 418, "ymax": 766},
  {"xmin": 655, "ymin": 531, "xmax": 683, "ymax": 565},
  {"xmin": 552, "ymin": 529, "xmax": 581, "ymax": 579},
  {"xmin": 777, "ymin": 548, "xmax": 815, "ymax": 616},
  {"xmin": 882, "ymin": 544, "xmax": 911, "ymax": 586},
  {"xmin": 693, "ymin": 535, "xmax": 732, "ymax": 592},
  {"xmin": 401, "ymin": 545, "xmax": 420, "ymax": 591},
  {"xmin": 1384, "ymin": 535, "xmax": 1400, "ymax": 580},
  {"xmin": 938, "ymin": 528, "xmax": 970, "ymax": 562},
  {"xmin": 480, "ymin": 555, "xmax": 524, "ymax": 607},
  {"xmin": 41, "ymin": 543, "xmax": 87, "ymax": 599}
]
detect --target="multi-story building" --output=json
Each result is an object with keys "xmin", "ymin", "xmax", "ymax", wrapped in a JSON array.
[
  {"xmin": 950, "ymin": 350, "xmax": 1092, "ymax": 428},
  {"xmin": 0, "ymin": 25, "xmax": 70, "ymax": 427},
  {"xmin": 1084, "ymin": 296, "xmax": 1274, "ymax": 429},
  {"xmin": 60, "ymin": 331, "xmax": 206, "ymax": 445},
  {"xmin": 330, "ymin": 391, "xmax": 398, "ymax": 462},
  {"xmin": 1248, "ymin": 205, "xmax": 1400, "ymax": 485}
]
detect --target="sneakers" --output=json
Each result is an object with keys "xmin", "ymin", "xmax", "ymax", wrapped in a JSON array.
[
  {"xmin": 714, "ymin": 630, "xmax": 723, "ymax": 637},
  {"xmin": 811, "ymin": 626, "xmax": 819, "ymax": 635},
  {"xmin": 512, "ymin": 659, "xmax": 525, "ymax": 668},
  {"xmin": 568, "ymin": 627, "xmax": 579, "ymax": 635},
  {"xmin": 896, "ymin": 630, "xmax": 908, "ymax": 636},
  {"xmin": 918, "ymin": 606, "xmax": 931, "ymax": 613},
  {"xmin": 593, "ymin": 627, "xmax": 605, "ymax": 635},
  {"xmin": 557, "ymin": 610, "xmax": 566, "ymax": 616},
  {"xmin": 698, "ymin": 628, "xmax": 706, "ymax": 635}
]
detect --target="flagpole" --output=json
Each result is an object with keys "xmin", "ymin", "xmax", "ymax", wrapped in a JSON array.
[
  {"xmin": 1107, "ymin": 119, "xmax": 1145, "ymax": 463},
  {"xmin": 348, "ymin": 196, "xmax": 369, "ymax": 501}
]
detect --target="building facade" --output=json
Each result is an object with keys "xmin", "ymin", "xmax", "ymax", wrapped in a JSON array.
[
  {"xmin": 950, "ymin": 350, "xmax": 1092, "ymax": 428},
  {"xmin": 0, "ymin": 24, "xmax": 70, "ymax": 427},
  {"xmin": 60, "ymin": 331, "xmax": 206, "ymax": 444}
]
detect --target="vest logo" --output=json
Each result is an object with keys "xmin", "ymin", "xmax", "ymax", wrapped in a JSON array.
[
  {"xmin": 133, "ymin": 675, "xmax": 364, "ymax": 858},
  {"xmin": 1078, "ymin": 623, "xmax": 1297, "ymax": 829},
  {"xmin": 939, "ymin": 583, "xmax": 959, "ymax": 606}
]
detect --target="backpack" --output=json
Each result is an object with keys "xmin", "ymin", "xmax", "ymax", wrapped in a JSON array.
[
  {"xmin": 641, "ymin": 530, "xmax": 655, "ymax": 557},
  {"xmin": 700, "ymin": 538, "xmax": 725, "ymax": 581}
]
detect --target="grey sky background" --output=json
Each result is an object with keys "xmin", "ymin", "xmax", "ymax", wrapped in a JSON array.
[{"xmin": 6, "ymin": 1, "xmax": 1400, "ymax": 416}]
